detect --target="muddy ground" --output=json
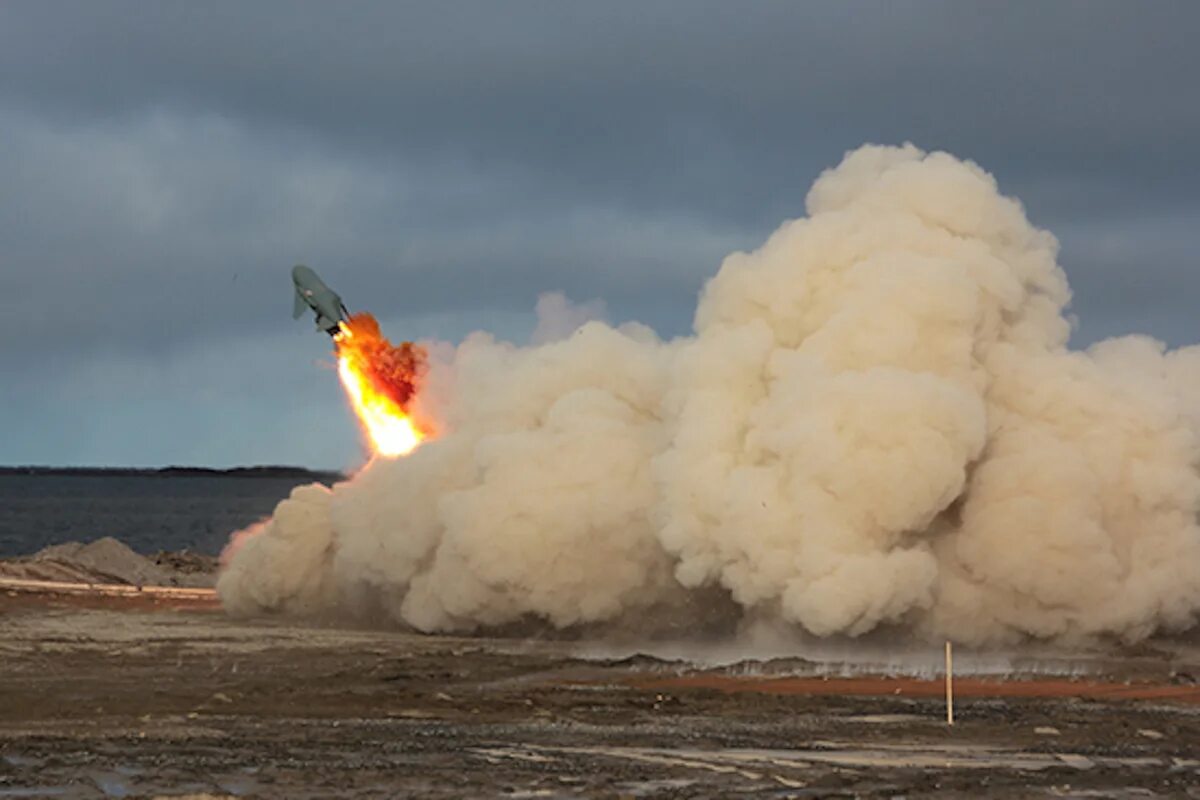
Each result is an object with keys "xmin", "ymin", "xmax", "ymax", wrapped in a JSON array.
[{"xmin": 2, "ymin": 592, "xmax": 1200, "ymax": 798}]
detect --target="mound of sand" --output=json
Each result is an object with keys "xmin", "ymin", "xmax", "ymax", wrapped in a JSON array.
[{"xmin": 0, "ymin": 537, "xmax": 216, "ymax": 588}]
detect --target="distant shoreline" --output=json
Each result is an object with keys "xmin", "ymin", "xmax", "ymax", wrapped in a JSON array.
[{"xmin": 0, "ymin": 465, "xmax": 345, "ymax": 481}]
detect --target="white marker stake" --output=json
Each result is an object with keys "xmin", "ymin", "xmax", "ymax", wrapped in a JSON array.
[{"xmin": 945, "ymin": 640, "xmax": 955, "ymax": 726}]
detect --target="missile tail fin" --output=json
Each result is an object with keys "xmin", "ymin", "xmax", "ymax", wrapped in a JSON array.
[{"xmin": 293, "ymin": 288, "xmax": 307, "ymax": 320}]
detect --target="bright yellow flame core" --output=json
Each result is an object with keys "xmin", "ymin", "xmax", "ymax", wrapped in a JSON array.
[{"xmin": 336, "ymin": 356, "xmax": 422, "ymax": 457}]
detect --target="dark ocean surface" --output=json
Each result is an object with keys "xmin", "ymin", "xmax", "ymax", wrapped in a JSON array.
[{"xmin": 0, "ymin": 472, "xmax": 337, "ymax": 557}]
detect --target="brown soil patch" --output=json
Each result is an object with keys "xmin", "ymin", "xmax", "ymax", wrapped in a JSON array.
[{"xmin": 0, "ymin": 576, "xmax": 220, "ymax": 611}]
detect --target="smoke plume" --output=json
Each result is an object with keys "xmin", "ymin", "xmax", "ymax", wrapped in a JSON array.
[{"xmin": 219, "ymin": 145, "xmax": 1200, "ymax": 645}]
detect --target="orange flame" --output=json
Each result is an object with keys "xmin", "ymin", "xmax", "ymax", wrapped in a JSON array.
[{"xmin": 333, "ymin": 313, "xmax": 428, "ymax": 457}]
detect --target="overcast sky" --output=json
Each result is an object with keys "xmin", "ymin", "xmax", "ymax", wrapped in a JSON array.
[{"xmin": 2, "ymin": 1, "xmax": 1198, "ymax": 469}]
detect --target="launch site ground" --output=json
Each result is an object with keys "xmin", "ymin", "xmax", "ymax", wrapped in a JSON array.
[{"xmin": 3, "ymin": 589, "xmax": 1200, "ymax": 798}]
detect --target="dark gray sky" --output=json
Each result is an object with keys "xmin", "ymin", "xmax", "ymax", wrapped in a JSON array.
[{"xmin": 3, "ymin": 1, "xmax": 1198, "ymax": 469}]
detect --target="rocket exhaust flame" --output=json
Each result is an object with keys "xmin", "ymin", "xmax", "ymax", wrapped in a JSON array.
[{"xmin": 333, "ymin": 313, "xmax": 428, "ymax": 457}]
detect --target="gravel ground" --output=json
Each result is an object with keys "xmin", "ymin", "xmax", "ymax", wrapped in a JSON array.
[{"xmin": 2, "ymin": 596, "xmax": 1200, "ymax": 798}]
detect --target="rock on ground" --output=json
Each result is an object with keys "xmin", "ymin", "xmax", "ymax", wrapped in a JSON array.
[{"xmin": 0, "ymin": 536, "xmax": 216, "ymax": 588}]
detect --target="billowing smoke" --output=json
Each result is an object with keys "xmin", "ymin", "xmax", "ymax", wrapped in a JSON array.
[{"xmin": 219, "ymin": 144, "xmax": 1200, "ymax": 645}]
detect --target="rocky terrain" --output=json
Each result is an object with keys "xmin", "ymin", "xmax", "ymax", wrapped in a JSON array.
[{"xmin": 2, "ymin": 592, "xmax": 1199, "ymax": 798}]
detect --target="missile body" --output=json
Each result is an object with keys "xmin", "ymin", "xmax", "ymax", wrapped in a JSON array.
[{"xmin": 292, "ymin": 264, "xmax": 349, "ymax": 337}]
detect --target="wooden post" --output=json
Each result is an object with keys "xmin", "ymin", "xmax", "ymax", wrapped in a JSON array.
[{"xmin": 945, "ymin": 640, "xmax": 954, "ymax": 726}]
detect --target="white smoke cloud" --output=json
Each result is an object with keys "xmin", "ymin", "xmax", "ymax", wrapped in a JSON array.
[
  {"xmin": 530, "ymin": 291, "xmax": 608, "ymax": 344},
  {"xmin": 218, "ymin": 144, "xmax": 1200, "ymax": 645}
]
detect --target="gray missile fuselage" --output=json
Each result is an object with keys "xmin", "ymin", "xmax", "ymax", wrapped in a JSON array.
[{"xmin": 292, "ymin": 264, "xmax": 349, "ymax": 336}]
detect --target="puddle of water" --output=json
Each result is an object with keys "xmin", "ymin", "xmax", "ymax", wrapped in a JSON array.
[
  {"xmin": 216, "ymin": 776, "xmax": 261, "ymax": 796},
  {"xmin": 614, "ymin": 778, "xmax": 697, "ymax": 797},
  {"xmin": 90, "ymin": 772, "xmax": 132, "ymax": 798}
]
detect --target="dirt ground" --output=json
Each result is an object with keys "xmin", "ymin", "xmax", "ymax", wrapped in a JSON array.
[{"xmin": 3, "ymin": 590, "xmax": 1200, "ymax": 798}]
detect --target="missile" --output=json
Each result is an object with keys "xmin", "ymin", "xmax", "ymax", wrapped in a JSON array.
[{"xmin": 291, "ymin": 264, "xmax": 349, "ymax": 337}]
